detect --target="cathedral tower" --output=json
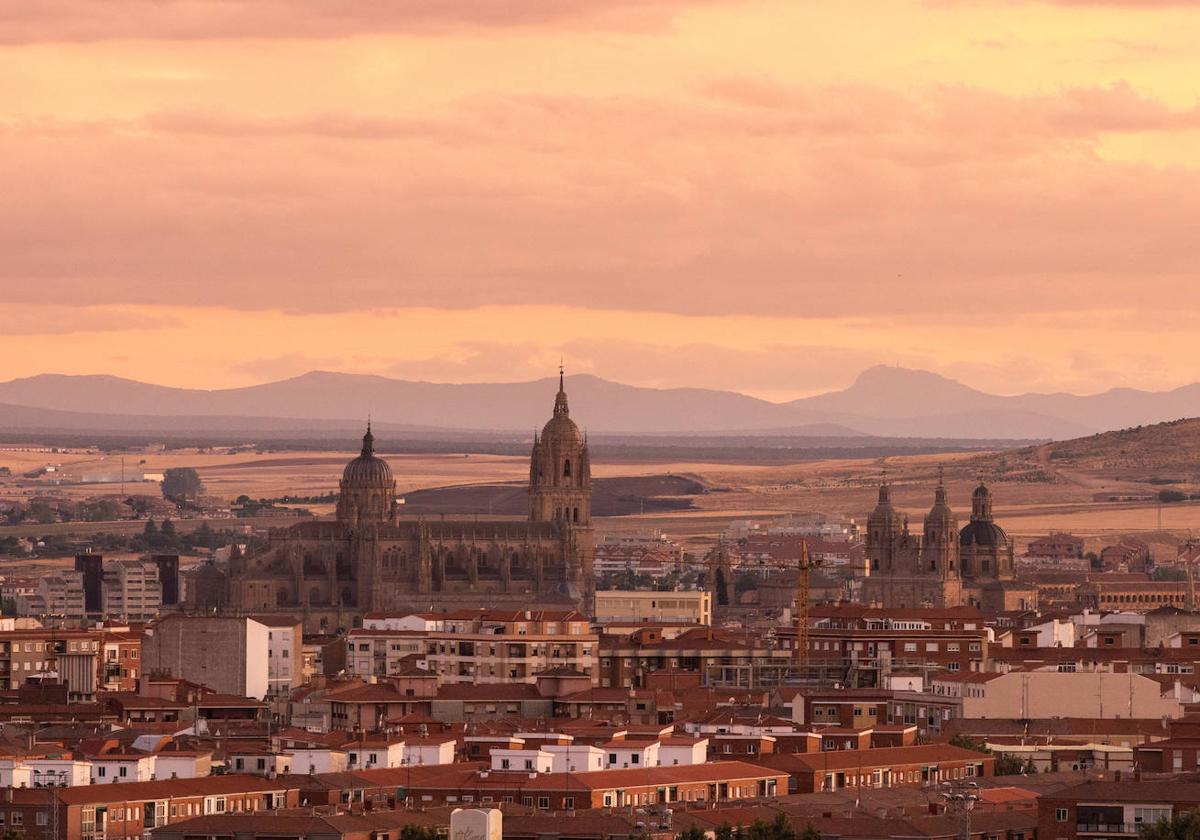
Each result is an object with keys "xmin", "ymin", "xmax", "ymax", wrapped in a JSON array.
[
  {"xmin": 336, "ymin": 423, "xmax": 396, "ymax": 526},
  {"xmin": 866, "ymin": 482, "xmax": 905, "ymax": 574},
  {"xmin": 529, "ymin": 369, "xmax": 592, "ymax": 525},
  {"xmin": 923, "ymin": 470, "xmax": 959, "ymax": 578}
]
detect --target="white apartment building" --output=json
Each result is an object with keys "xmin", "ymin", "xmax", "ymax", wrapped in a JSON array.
[
  {"xmin": 103, "ymin": 560, "xmax": 163, "ymax": 621},
  {"xmin": 594, "ymin": 590, "xmax": 712, "ymax": 626},
  {"xmin": 255, "ymin": 615, "xmax": 303, "ymax": 697}
]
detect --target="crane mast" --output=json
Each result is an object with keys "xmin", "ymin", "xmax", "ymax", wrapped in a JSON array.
[{"xmin": 794, "ymin": 538, "xmax": 821, "ymax": 669}]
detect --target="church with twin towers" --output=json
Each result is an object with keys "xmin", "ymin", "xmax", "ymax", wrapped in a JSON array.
[{"xmin": 213, "ymin": 371, "xmax": 594, "ymax": 632}]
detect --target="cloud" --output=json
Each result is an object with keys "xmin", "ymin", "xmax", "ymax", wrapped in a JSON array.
[
  {"xmin": 2, "ymin": 82, "xmax": 1199, "ymax": 325},
  {"xmin": 0, "ymin": 306, "xmax": 179, "ymax": 336},
  {"xmin": 0, "ymin": 0, "xmax": 715, "ymax": 44}
]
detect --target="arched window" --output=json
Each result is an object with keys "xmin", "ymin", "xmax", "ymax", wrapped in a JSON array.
[
  {"xmin": 563, "ymin": 459, "xmax": 572, "ymax": 478},
  {"xmin": 573, "ymin": 507, "xmax": 579, "ymax": 524}
]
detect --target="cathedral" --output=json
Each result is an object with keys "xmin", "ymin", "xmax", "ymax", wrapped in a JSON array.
[
  {"xmin": 861, "ymin": 476, "xmax": 1032, "ymax": 610},
  {"xmin": 215, "ymin": 373, "xmax": 595, "ymax": 632}
]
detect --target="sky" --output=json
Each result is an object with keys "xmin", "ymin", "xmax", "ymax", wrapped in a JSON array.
[{"xmin": 2, "ymin": 0, "xmax": 1199, "ymax": 402}]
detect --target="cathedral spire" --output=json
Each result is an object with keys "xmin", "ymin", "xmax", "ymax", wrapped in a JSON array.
[
  {"xmin": 934, "ymin": 466, "xmax": 948, "ymax": 506},
  {"xmin": 554, "ymin": 363, "xmax": 569, "ymax": 416},
  {"xmin": 361, "ymin": 420, "xmax": 375, "ymax": 457}
]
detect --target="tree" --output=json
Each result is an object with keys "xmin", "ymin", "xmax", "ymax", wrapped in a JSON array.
[
  {"xmin": 162, "ymin": 467, "xmax": 204, "ymax": 503},
  {"xmin": 714, "ymin": 566, "xmax": 730, "ymax": 606},
  {"xmin": 799, "ymin": 824, "xmax": 822, "ymax": 840},
  {"xmin": 398, "ymin": 826, "xmax": 443, "ymax": 840},
  {"xmin": 29, "ymin": 501, "xmax": 55, "ymax": 524},
  {"xmin": 994, "ymin": 753, "xmax": 1030, "ymax": 775},
  {"xmin": 1140, "ymin": 809, "xmax": 1200, "ymax": 840},
  {"xmin": 949, "ymin": 733, "xmax": 989, "ymax": 753},
  {"xmin": 159, "ymin": 518, "xmax": 182, "ymax": 550},
  {"xmin": 678, "ymin": 828, "xmax": 708, "ymax": 840},
  {"xmin": 715, "ymin": 825, "xmax": 736, "ymax": 840}
]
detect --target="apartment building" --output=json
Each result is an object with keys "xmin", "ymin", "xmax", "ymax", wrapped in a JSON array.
[
  {"xmin": 594, "ymin": 590, "xmax": 712, "ymax": 626},
  {"xmin": 1037, "ymin": 779, "xmax": 1200, "ymax": 840},
  {"xmin": 598, "ymin": 626, "xmax": 794, "ymax": 690},
  {"xmin": 347, "ymin": 609, "xmax": 597, "ymax": 684},
  {"xmin": 142, "ymin": 616, "xmax": 270, "ymax": 699},
  {"xmin": 758, "ymin": 743, "xmax": 993, "ymax": 794},
  {"xmin": 103, "ymin": 560, "xmax": 163, "ymax": 621},
  {"xmin": 0, "ymin": 628, "xmax": 102, "ymax": 700},
  {"xmin": 16, "ymin": 572, "xmax": 87, "ymax": 621},
  {"xmin": 252, "ymin": 615, "xmax": 303, "ymax": 698},
  {"xmin": 3, "ymin": 775, "xmax": 302, "ymax": 840},
  {"xmin": 101, "ymin": 632, "xmax": 144, "ymax": 692}
]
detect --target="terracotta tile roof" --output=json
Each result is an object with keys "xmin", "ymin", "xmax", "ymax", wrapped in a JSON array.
[{"xmin": 759, "ymin": 744, "xmax": 992, "ymax": 773}]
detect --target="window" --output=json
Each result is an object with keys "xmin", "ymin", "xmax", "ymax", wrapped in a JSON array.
[
  {"xmin": 564, "ymin": 797, "xmax": 575, "ymax": 809},
  {"xmin": 1056, "ymin": 808, "xmax": 1069, "ymax": 822}
]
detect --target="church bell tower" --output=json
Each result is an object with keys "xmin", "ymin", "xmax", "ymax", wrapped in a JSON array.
[{"xmin": 529, "ymin": 368, "xmax": 592, "ymax": 526}]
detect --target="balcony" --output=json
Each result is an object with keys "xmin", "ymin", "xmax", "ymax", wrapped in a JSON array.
[{"xmin": 1077, "ymin": 824, "xmax": 1141, "ymax": 835}]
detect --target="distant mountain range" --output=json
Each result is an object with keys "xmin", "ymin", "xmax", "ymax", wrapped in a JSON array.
[{"xmin": 1, "ymin": 366, "xmax": 1198, "ymax": 440}]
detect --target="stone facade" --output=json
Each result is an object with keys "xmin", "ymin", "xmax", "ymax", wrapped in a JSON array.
[
  {"xmin": 862, "ymin": 479, "xmax": 1015, "ymax": 608},
  {"xmin": 214, "ymin": 375, "xmax": 594, "ymax": 632}
]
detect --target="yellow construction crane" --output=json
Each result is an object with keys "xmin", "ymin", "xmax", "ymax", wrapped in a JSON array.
[{"xmin": 793, "ymin": 539, "xmax": 823, "ymax": 668}]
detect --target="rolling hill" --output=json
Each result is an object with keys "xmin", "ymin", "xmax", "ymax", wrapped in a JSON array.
[{"xmin": 2, "ymin": 366, "xmax": 1199, "ymax": 440}]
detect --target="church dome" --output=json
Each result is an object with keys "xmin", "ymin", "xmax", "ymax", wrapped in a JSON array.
[
  {"xmin": 959, "ymin": 520, "xmax": 1009, "ymax": 548},
  {"xmin": 342, "ymin": 425, "xmax": 393, "ymax": 486},
  {"xmin": 542, "ymin": 413, "xmax": 583, "ymax": 446}
]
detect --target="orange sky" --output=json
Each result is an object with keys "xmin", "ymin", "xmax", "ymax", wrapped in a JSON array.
[{"xmin": 2, "ymin": 0, "xmax": 1199, "ymax": 401}]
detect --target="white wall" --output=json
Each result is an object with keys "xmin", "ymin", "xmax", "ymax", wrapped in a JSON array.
[
  {"xmin": 658, "ymin": 740, "xmax": 708, "ymax": 767},
  {"xmin": 153, "ymin": 754, "xmax": 208, "ymax": 780},
  {"xmin": 545, "ymin": 744, "xmax": 605, "ymax": 773},
  {"xmin": 963, "ymin": 671, "xmax": 1181, "ymax": 719},
  {"xmin": 404, "ymin": 741, "xmax": 456, "ymax": 766},
  {"xmin": 290, "ymin": 749, "xmax": 349, "ymax": 774},
  {"xmin": 244, "ymin": 619, "xmax": 270, "ymax": 700}
]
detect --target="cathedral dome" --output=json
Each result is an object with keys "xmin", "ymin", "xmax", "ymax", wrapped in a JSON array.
[
  {"xmin": 541, "ymin": 413, "xmax": 583, "ymax": 446},
  {"xmin": 342, "ymin": 425, "xmax": 393, "ymax": 487},
  {"xmin": 959, "ymin": 520, "xmax": 1009, "ymax": 547}
]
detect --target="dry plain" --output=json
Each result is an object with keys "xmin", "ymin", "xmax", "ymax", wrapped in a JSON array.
[{"xmin": 3, "ymin": 441, "xmax": 1197, "ymax": 560}]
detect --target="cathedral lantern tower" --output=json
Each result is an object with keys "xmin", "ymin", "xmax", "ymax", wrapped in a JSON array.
[
  {"xmin": 336, "ymin": 423, "xmax": 396, "ymax": 526},
  {"xmin": 923, "ymin": 470, "xmax": 959, "ymax": 578},
  {"xmin": 529, "ymin": 368, "xmax": 591, "ymax": 525}
]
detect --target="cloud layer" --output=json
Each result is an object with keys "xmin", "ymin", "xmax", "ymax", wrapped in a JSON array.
[{"xmin": 3, "ymin": 0, "xmax": 1200, "ymax": 397}]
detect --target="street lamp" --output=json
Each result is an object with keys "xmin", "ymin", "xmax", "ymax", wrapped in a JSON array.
[{"xmin": 939, "ymin": 780, "xmax": 979, "ymax": 840}]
